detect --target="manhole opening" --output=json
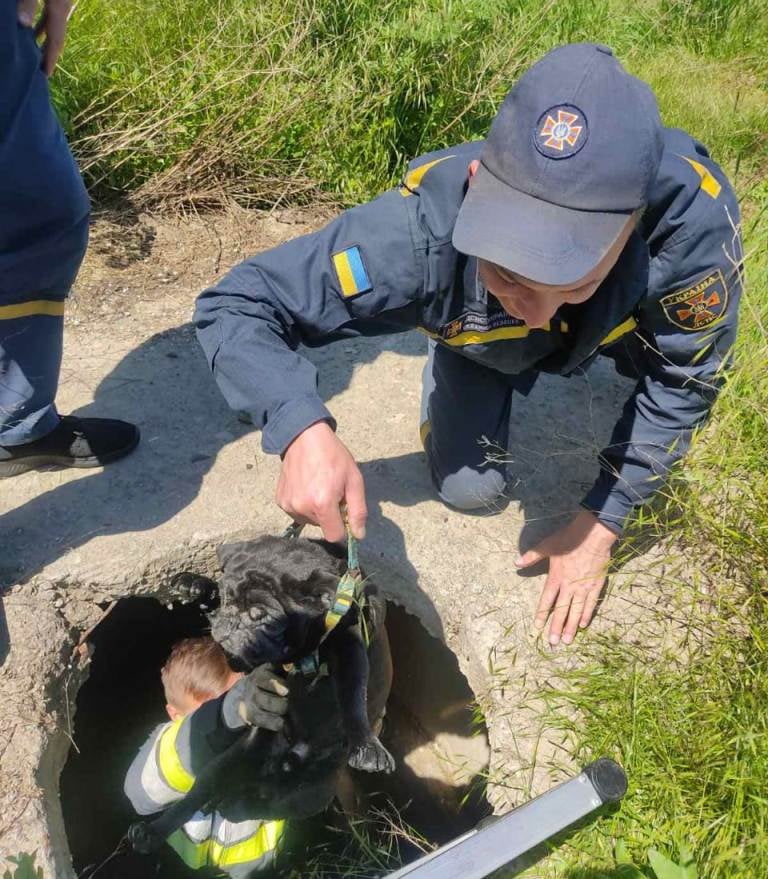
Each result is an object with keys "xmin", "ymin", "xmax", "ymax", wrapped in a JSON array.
[{"xmin": 61, "ymin": 596, "xmax": 491, "ymax": 877}]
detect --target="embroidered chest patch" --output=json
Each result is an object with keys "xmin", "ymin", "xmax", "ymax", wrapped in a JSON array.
[
  {"xmin": 438, "ymin": 310, "xmax": 527, "ymax": 342},
  {"xmin": 660, "ymin": 269, "xmax": 729, "ymax": 331}
]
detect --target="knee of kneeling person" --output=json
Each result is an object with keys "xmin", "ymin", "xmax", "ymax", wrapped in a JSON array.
[{"xmin": 435, "ymin": 467, "xmax": 507, "ymax": 512}]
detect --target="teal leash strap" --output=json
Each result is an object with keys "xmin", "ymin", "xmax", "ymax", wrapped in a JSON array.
[
  {"xmin": 345, "ymin": 528, "xmax": 370, "ymax": 645},
  {"xmin": 347, "ymin": 528, "xmax": 360, "ymax": 573},
  {"xmin": 283, "ymin": 521, "xmax": 305, "ymax": 540}
]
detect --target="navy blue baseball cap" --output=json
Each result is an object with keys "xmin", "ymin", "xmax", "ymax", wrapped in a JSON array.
[{"xmin": 452, "ymin": 43, "xmax": 664, "ymax": 285}]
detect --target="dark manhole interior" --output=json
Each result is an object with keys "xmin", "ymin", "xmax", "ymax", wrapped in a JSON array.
[{"xmin": 61, "ymin": 597, "xmax": 491, "ymax": 877}]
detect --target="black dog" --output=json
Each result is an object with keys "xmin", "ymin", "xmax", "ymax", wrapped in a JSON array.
[{"xmin": 174, "ymin": 535, "xmax": 394, "ymax": 820}]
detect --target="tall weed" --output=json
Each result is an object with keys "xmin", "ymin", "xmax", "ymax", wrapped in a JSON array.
[{"xmin": 53, "ymin": 0, "xmax": 768, "ymax": 206}]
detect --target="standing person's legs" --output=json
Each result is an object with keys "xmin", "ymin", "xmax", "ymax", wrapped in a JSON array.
[
  {"xmin": 1, "ymin": 19, "xmax": 81, "ymax": 449},
  {"xmin": 420, "ymin": 340, "xmax": 514, "ymax": 511},
  {"xmin": 0, "ymin": 19, "xmax": 139, "ymax": 476},
  {"xmin": 0, "ymin": 302, "xmax": 65, "ymax": 445}
]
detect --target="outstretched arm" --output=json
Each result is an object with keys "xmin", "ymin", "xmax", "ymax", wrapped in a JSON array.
[
  {"xmin": 194, "ymin": 190, "xmax": 424, "ymax": 540},
  {"xmin": 124, "ymin": 667, "xmax": 288, "ymax": 814}
]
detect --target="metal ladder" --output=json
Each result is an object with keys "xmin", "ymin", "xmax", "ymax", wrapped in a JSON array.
[{"xmin": 385, "ymin": 758, "xmax": 627, "ymax": 879}]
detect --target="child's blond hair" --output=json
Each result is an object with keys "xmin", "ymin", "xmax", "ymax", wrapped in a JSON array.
[{"xmin": 161, "ymin": 636, "xmax": 232, "ymax": 711}]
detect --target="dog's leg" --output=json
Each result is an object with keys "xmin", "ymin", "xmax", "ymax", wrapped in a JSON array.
[
  {"xmin": 335, "ymin": 766, "xmax": 362, "ymax": 816},
  {"xmin": 328, "ymin": 624, "xmax": 395, "ymax": 774}
]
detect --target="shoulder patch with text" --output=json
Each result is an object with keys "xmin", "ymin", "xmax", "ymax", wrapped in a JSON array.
[
  {"xmin": 332, "ymin": 246, "xmax": 372, "ymax": 298},
  {"xmin": 660, "ymin": 269, "xmax": 729, "ymax": 331}
]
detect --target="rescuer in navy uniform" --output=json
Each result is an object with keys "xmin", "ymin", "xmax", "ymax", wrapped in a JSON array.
[
  {"xmin": 195, "ymin": 44, "xmax": 742, "ymax": 648},
  {"xmin": 0, "ymin": 0, "xmax": 139, "ymax": 478}
]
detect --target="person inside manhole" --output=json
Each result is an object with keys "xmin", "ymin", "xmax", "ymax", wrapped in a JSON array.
[
  {"xmin": 194, "ymin": 43, "xmax": 742, "ymax": 649},
  {"xmin": 124, "ymin": 636, "xmax": 288, "ymax": 876}
]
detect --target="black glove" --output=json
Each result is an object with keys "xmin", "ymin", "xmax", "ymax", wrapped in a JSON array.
[{"xmin": 222, "ymin": 665, "xmax": 289, "ymax": 732}]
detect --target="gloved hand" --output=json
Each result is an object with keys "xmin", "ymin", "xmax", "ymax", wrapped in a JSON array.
[{"xmin": 222, "ymin": 665, "xmax": 289, "ymax": 732}]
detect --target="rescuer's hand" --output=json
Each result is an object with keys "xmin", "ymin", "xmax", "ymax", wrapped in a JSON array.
[
  {"xmin": 277, "ymin": 421, "xmax": 367, "ymax": 543},
  {"xmin": 17, "ymin": 0, "xmax": 72, "ymax": 76},
  {"xmin": 515, "ymin": 510, "xmax": 618, "ymax": 646},
  {"xmin": 224, "ymin": 665, "xmax": 289, "ymax": 732}
]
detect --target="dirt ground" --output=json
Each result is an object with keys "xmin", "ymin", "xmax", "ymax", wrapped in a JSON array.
[{"xmin": 0, "ymin": 206, "xmax": 687, "ymax": 876}]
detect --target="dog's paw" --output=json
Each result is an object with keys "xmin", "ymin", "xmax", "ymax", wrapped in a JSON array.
[
  {"xmin": 171, "ymin": 572, "xmax": 220, "ymax": 610},
  {"xmin": 348, "ymin": 736, "xmax": 395, "ymax": 774}
]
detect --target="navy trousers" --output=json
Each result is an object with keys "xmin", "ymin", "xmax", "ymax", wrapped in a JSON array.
[
  {"xmin": 420, "ymin": 339, "xmax": 538, "ymax": 511},
  {"xmin": 0, "ymin": 15, "xmax": 90, "ymax": 446},
  {"xmin": 420, "ymin": 338, "xmax": 642, "ymax": 511}
]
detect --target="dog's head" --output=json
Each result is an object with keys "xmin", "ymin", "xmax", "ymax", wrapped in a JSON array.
[{"xmin": 210, "ymin": 536, "xmax": 347, "ymax": 670}]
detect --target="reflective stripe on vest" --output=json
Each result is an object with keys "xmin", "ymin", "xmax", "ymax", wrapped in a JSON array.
[
  {"xmin": 157, "ymin": 718, "xmax": 195, "ymax": 793},
  {"xmin": 167, "ymin": 828, "xmax": 211, "ymax": 869},
  {"xmin": 213, "ymin": 819, "xmax": 285, "ymax": 868},
  {"xmin": 138, "ymin": 721, "xmax": 192, "ymax": 808},
  {"xmin": 168, "ymin": 818, "xmax": 285, "ymax": 872}
]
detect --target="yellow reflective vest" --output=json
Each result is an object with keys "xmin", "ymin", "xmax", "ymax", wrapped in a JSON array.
[{"xmin": 126, "ymin": 716, "xmax": 285, "ymax": 876}]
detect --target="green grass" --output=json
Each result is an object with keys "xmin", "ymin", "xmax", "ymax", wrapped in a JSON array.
[
  {"xmin": 276, "ymin": 805, "xmax": 432, "ymax": 878},
  {"xmin": 53, "ymin": 1, "xmax": 768, "ymax": 876},
  {"xmin": 2, "ymin": 852, "xmax": 43, "ymax": 879},
  {"xmin": 53, "ymin": 0, "xmax": 768, "ymax": 206}
]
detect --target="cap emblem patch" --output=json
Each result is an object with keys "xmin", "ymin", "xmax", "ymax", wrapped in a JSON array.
[{"xmin": 534, "ymin": 105, "xmax": 588, "ymax": 159}]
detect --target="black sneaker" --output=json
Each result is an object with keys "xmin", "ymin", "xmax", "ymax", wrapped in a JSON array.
[{"xmin": 0, "ymin": 415, "xmax": 140, "ymax": 478}]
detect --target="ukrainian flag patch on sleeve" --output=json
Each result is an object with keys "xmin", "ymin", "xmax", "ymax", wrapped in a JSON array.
[{"xmin": 332, "ymin": 246, "xmax": 372, "ymax": 298}]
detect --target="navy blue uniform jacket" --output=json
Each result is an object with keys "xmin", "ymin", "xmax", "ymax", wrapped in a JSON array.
[{"xmin": 195, "ymin": 130, "xmax": 741, "ymax": 532}]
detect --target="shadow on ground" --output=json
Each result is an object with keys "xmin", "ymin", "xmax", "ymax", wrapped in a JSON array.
[{"xmin": 0, "ymin": 326, "xmax": 426, "ymax": 588}]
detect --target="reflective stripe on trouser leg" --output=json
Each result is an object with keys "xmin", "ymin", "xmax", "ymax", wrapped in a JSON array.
[
  {"xmin": 420, "ymin": 339, "xmax": 512, "ymax": 511},
  {"xmin": 0, "ymin": 300, "xmax": 65, "ymax": 446}
]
